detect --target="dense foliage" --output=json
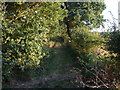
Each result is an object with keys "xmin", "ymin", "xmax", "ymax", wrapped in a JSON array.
[
  {"xmin": 61, "ymin": 2, "xmax": 106, "ymax": 55},
  {"xmin": 108, "ymin": 31, "xmax": 120, "ymax": 56},
  {"xmin": 2, "ymin": 1, "xmax": 120, "ymax": 88},
  {"xmin": 70, "ymin": 26, "xmax": 105, "ymax": 55},
  {"xmin": 63, "ymin": 2, "xmax": 106, "ymax": 39},
  {"xmin": 2, "ymin": 2, "xmax": 66, "ymax": 81}
]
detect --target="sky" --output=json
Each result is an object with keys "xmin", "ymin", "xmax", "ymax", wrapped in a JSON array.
[
  {"xmin": 94, "ymin": 0, "xmax": 119, "ymax": 32},
  {"xmin": 102, "ymin": 0, "xmax": 119, "ymax": 20}
]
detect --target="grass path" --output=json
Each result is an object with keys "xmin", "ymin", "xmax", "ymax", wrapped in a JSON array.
[
  {"xmin": 42, "ymin": 47, "xmax": 75, "ymax": 76},
  {"xmin": 11, "ymin": 46, "xmax": 82, "ymax": 88}
]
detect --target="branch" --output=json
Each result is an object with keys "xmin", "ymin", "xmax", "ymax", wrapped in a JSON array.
[
  {"xmin": 78, "ymin": 60, "xmax": 109, "ymax": 88},
  {"xmin": 8, "ymin": 12, "xmax": 25, "ymax": 23}
]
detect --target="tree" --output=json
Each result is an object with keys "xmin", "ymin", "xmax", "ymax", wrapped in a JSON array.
[
  {"xmin": 63, "ymin": 2, "xmax": 106, "ymax": 39},
  {"xmin": 2, "ymin": 2, "xmax": 66, "ymax": 81},
  {"xmin": 60, "ymin": 2, "xmax": 106, "ymax": 55}
]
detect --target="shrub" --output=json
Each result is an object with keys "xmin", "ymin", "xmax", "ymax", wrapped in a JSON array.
[
  {"xmin": 108, "ymin": 31, "xmax": 120, "ymax": 57},
  {"xmin": 69, "ymin": 26, "xmax": 105, "ymax": 55},
  {"xmin": 2, "ymin": 2, "xmax": 66, "ymax": 81}
]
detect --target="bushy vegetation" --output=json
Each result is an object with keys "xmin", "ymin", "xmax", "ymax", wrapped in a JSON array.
[
  {"xmin": 70, "ymin": 27, "xmax": 105, "ymax": 55},
  {"xmin": 108, "ymin": 31, "xmax": 120, "ymax": 57},
  {"xmin": 2, "ymin": 2, "xmax": 66, "ymax": 81},
  {"xmin": 2, "ymin": 1, "xmax": 120, "ymax": 88}
]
